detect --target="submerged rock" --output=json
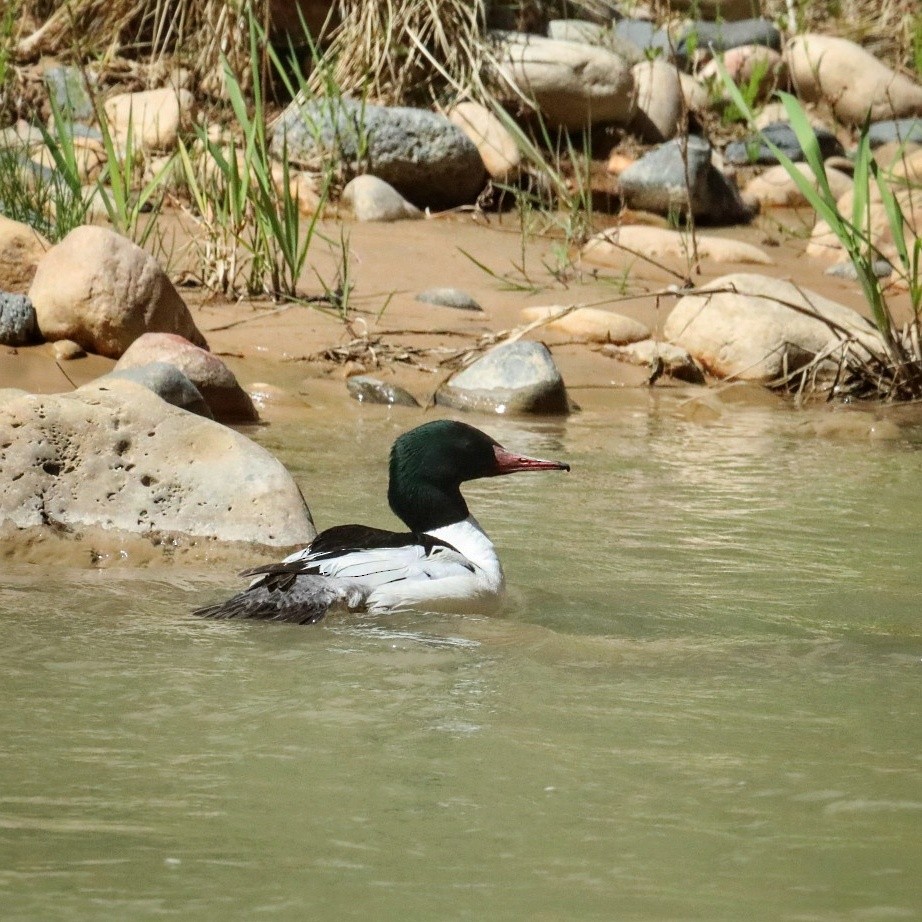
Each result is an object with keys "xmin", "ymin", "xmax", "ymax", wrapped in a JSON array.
[
  {"xmin": 436, "ymin": 341, "xmax": 570, "ymax": 415},
  {"xmin": 29, "ymin": 226, "xmax": 206, "ymax": 359},
  {"xmin": 617, "ymin": 136, "xmax": 753, "ymax": 224},
  {"xmin": 0, "ymin": 382, "xmax": 316, "ymax": 548},
  {"xmin": 346, "ymin": 375, "xmax": 420, "ymax": 407},
  {"xmin": 0, "ymin": 293, "xmax": 40, "ymax": 346},
  {"xmin": 664, "ymin": 273, "xmax": 885, "ymax": 383},
  {"xmin": 271, "ymin": 98, "xmax": 486, "ymax": 210}
]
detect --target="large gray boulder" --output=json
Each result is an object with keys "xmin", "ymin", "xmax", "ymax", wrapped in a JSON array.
[
  {"xmin": 0, "ymin": 382, "xmax": 316, "ymax": 549},
  {"xmin": 271, "ymin": 98, "xmax": 486, "ymax": 210},
  {"xmin": 29, "ymin": 225, "xmax": 207, "ymax": 359},
  {"xmin": 664, "ymin": 273, "xmax": 885, "ymax": 383},
  {"xmin": 436, "ymin": 341, "xmax": 570, "ymax": 414}
]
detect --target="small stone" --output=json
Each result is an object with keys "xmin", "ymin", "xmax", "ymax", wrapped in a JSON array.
[
  {"xmin": 602, "ymin": 339, "xmax": 706, "ymax": 384},
  {"xmin": 630, "ymin": 60, "xmax": 683, "ymax": 143},
  {"xmin": 724, "ymin": 121, "xmax": 844, "ymax": 166},
  {"xmin": 520, "ymin": 306, "xmax": 650, "ymax": 344},
  {"xmin": 676, "ymin": 17, "xmax": 781, "ymax": 61},
  {"xmin": 582, "ymin": 225, "xmax": 773, "ymax": 266},
  {"xmin": 51, "ymin": 339, "xmax": 86, "ymax": 360},
  {"xmin": 103, "ymin": 87, "xmax": 196, "ymax": 151},
  {"xmin": 114, "ymin": 333, "xmax": 258, "ymax": 423},
  {"xmin": 98, "ymin": 362, "xmax": 213, "ymax": 418},
  {"xmin": 341, "ymin": 175, "xmax": 421, "ymax": 222},
  {"xmin": 346, "ymin": 375, "xmax": 420, "ymax": 407},
  {"xmin": 416, "ymin": 288, "xmax": 482, "ymax": 311},
  {"xmin": 436, "ymin": 341, "xmax": 570, "ymax": 415},
  {"xmin": 743, "ymin": 162, "xmax": 852, "ymax": 209},
  {"xmin": 617, "ymin": 136, "xmax": 754, "ymax": 224},
  {"xmin": 449, "ymin": 101, "xmax": 522, "ymax": 181},
  {"xmin": 0, "ymin": 293, "xmax": 40, "ymax": 346},
  {"xmin": 825, "ymin": 260, "xmax": 893, "ymax": 280},
  {"xmin": 867, "ymin": 119, "xmax": 922, "ymax": 148},
  {"xmin": 613, "ymin": 19, "xmax": 672, "ymax": 58},
  {"xmin": 43, "ymin": 65, "xmax": 96, "ymax": 122}
]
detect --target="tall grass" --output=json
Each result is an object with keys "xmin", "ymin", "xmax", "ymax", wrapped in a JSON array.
[{"xmin": 722, "ymin": 69, "xmax": 922, "ymax": 400}]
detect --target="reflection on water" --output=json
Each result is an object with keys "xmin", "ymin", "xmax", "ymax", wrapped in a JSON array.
[{"xmin": 1, "ymin": 392, "xmax": 920, "ymax": 920}]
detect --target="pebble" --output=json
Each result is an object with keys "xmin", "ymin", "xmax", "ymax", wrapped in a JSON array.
[
  {"xmin": 582, "ymin": 225, "xmax": 773, "ymax": 266},
  {"xmin": 416, "ymin": 288, "xmax": 482, "ymax": 311},
  {"xmin": 630, "ymin": 60, "xmax": 683, "ymax": 143},
  {"xmin": 51, "ymin": 339, "xmax": 86, "ymax": 360},
  {"xmin": 825, "ymin": 260, "xmax": 893, "ymax": 280},
  {"xmin": 341, "ymin": 175, "xmax": 421, "ymax": 222},
  {"xmin": 43, "ymin": 65, "xmax": 96, "ymax": 122},
  {"xmin": 520, "ymin": 306, "xmax": 651, "ymax": 344},
  {"xmin": 449, "ymin": 101, "xmax": 522, "ymax": 182},
  {"xmin": 103, "ymin": 86, "xmax": 196, "ymax": 151},
  {"xmin": 742, "ymin": 162, "xmax": 852, "ymax": 209},
  {"xmin": 724, "ymin": 121, "xmax": 844, "ymax": 166},
  {"xmin": 346, "ymin": 375, "xmax": 420, "ymax": 407},
  {"xmin": 436, "ymin": 341, "xmax": 570, "ymax": 415}
]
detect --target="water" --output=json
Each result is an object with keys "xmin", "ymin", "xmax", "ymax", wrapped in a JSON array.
[{"xmin": 1, "ymin": 392, "xmax": 920, "ymax": 921}]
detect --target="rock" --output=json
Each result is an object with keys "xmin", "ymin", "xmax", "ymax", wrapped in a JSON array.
[
  {"xmin": 630, "ymin": 60, "xmax": 683, "ymax": 143},
  {"xmin": 825, "ymin": 260, "xmax": 892, "ymax": 280},
  {"xmin": 679, "ymin": 73, "xmax": 710, "ymax": 113},
  {"xmin": 663, "ymin": 0, "xmax": 761, "ymax": 19},
  {"xmin": 271, "ymin": 97, "xmax": 486, "ymax": 210},
  {"xmin": 99, "ymin": 362, "xmax": 213, "ymax": 418},
  {"xmin": 346, "ymin": 375, "xmax": 420, "ymax": 407},
  {"xmin": 742, "ymin": 162, "xmax": 852, "ymax": 208},
  {"xmin": 808, "ymin": 186, "xmax": 922, "ymax": 263},
  {"xmin": 29, "ymin": 226, "xmax": 206, "ymax": 359},
  {"xmin": 114, "ymin": 333, "xmax": 258, "ymax": 423},
  {"xmin": 617, "ymin": 136, "xmax": 754, "ymax": 224},
  {"xmin": 520, "ymin": 305, "xmax": 650, "ymax": 344},
  {"xmin": 786, "ymin": 34, "xmax": 922, "ymax": 126},
  {"xmin": 0, "ymin": 293, "xmax": 40, "ymax": 346},
  {"xmin": 436, "ymin": 341, "xmax": 570, "ymax": 415},
  {"xmin": 449, "ymin": 101, "xmax": 522, "ymax": 181},
  {"xmin": 416, "ymin": 288, "xmax": 482, "ymax": 311},
  {"xmin": 699, "ymin": 45, "xmax": 785, "ymax": 95},
  {"xmin": 602, "ymin": 339, "xmax": 706, "ymax": 384},
  {"xmin": 582, "ymin": 225, "xmax": 773, "ymax": 266},
  {"xmin": 663, "ymin": 273, "xmax": 884, "ymax": 382},
  {"xmin": 889, "ymin": 147, "xmax": 922, "ymax": 185},
  {"xmin": 0, "ymin": 388, "xmax": 29, "ymax": 406},
  {"xmin": 103, "ymin": 87, "xmax": 196, "ymax": 150},
  {"xmin": 490, "ymin": 32, "xmax": 635, "ymax": 129},
  {"xmin": 547, "ymin": 19, "xmax": 644, "ymax": 63},
  {"xmin": 51, "ymin": 339, "xmax": 86, "ymax": 360},
  {"xmin": 0, "ymin": 215, "xmax": 49, "ymax": 293},
  {"xmin": 724, "ymin": 121, "xmax": 843, "ymax": 166},
  {"xmin": 613, "ymin": 19, "xmax": 672, "ymax": 58},
  {"xmin": 0, "ymin": 383, "xmax": 316, "ymax": 548},
  {"xmin": 676, "ymin": 17, "xmax": 781, "ymax": 60},
  {"xmin": 43, "ymin": 65, "xmax": 96, "ymax": 122},
  {"xmin": 341, "ymin": 175, "xmax": 422, "ymax": 222},
  {"xmin": 867, "ymin": 118, "xmax": 922, "ymax": 148}
]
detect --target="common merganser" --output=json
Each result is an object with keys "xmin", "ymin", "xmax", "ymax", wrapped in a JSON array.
[{"xmin": 192, "ymin": 419, "xmax": 569, "ymax": 624}]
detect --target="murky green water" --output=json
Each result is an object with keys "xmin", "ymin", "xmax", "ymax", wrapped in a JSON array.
[{"xmin": 2, "ymin": 392, "xmax": 920, "ymax": 921}]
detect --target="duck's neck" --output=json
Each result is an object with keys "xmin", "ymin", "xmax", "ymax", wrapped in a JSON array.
[
  {"xmin": 389, "ymin": 479, "xmax": 469, "ymax": 534},
  {"xmin": 427, "ymin": 516, "xmax": 505, "ymax": 591}
]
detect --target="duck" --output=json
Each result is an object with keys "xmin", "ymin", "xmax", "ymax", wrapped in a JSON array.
[{"xmin": 192, "ymin": 419, "xmax": 569, "ymax": 624}]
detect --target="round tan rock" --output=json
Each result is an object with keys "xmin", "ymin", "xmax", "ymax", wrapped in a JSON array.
[
  {"xmin": 29, "ymin": 225, "xmax": 207, "ymax": 359},
  {"xmin": 582, "ymin": 225, "xmax": 773, "ymax": 267},
  {"xmin": 743, "ymin": 162, "xmax": 852, "ymax": 209},
  {"xmin": 449, "ymin": 101, "xmax": 521, "ymax": 181},
  {"xmin": 103, "ymin": 87, "xmax": 195, "ymax": 150},
  {"xmin": 630, "ymin": 60, "xmax": 683, "ymax": 142},
  {"xmin": 664, "ymin": 273, "xmax": 884, "ymax": 382},
  {"xmin": 491, "ymin": 33, "xmax": 635, "ymax": 129},
  {"xmin": 679, "ymin": 73, "xmax": 709, "ymax": 113},
  {"xmin": 0, "ymin": 216, "xmax": 49, "ymax": 294},
  {"xmin": 520, "ymin": 306, "xmax": 650, "ymax": 344},
  {"xmin": 786, "ymin": 34, "xmax": 922, "ymax": 126},
  {"xmin": 700, "ymin": 45, "xmax": 785, "ymax": 93}
]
